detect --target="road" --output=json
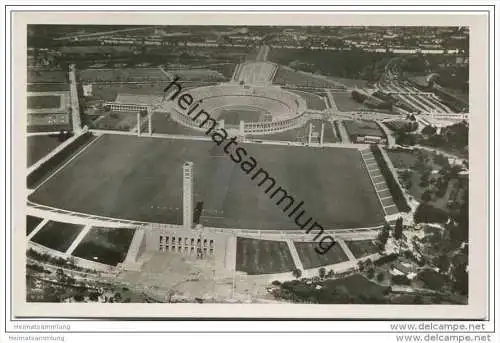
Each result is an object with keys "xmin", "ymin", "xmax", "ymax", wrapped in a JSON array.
[
  {"xmin": 325, "ymin": 89, "xmax": 340, "ymax": 112},
  {"xmin": 256, "ymin": 45, "xmax": 270, "ymax": 61},
  {"xmin": 377, "ymin": 121, "xmax": 396, "ymax": 146},
  {"xmin": 335, "ymin": 120, "xmax": 351, "ymax": 143},
  {"xmin": 68, "ymin": 64, "xmax": 82, "ymax": 133}
]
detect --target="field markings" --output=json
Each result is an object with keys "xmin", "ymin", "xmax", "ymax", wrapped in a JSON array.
[
  {"xmin": 379, "ymin": 196, "xmax": 394, "ymax": 201},
  {"xmin": 337, "ymin": 239, "xmax": 357, "ymax": 263},
  {"xmin": 65, "ymin": 225, "xmax": 91, "ymax": 255},
  {"xmin": 27, "ymin": 218, "xmax": 49, "ymax": 241},
  {"xmin": 286, "ymin": 240, "xmax": 305, "ymax": 271},
  {"xmin": 31, "ymin": 134, "xmax": 103, "ymax": 193}
]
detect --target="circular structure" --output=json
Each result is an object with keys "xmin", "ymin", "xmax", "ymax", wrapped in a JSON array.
[{"xmin": 168, "ymin": 83, "xmax": 307, "ymax": 135}]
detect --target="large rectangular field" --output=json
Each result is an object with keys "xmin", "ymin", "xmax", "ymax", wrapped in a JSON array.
[
  {"xmin": 236, "ymin": 237, "xmax": 295, "ymax": 275},
  {"xmin": 27, "ymin": 95, "xmax": 61, "ymax": 109},
  {"xmin": 30, "ymin": 221, "xmax": 84, "ymax": 252},
  {"xmin": 26, "ymin": 215, "xmax": 43, "ymax": 236},
  {"xmin": 29, "ymin": 134, "xmax": 386, "ymax": 230},
  {"xmin": 343, "ymin": 120, "xmax": 385, "ymax": 138},
  {"xmin": 27, "ymin": 135, "xmax": 63, "ymax": 167},
  {"xmin": 71, "ymin": 227, "xmax": 135, "ymax": 266},
  {"xmin": 294, "ymin": 241, "xmax": 349, "ymax": 269}
]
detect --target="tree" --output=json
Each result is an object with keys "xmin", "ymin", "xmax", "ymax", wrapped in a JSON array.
[
  {"xmin": 391, "ymin": 275, "xmax": 411, "ymax": 286},
  {"xmin": 422, "ymin": 125, "xmax": 437, "ymax": 136},
  {"xmin": 65, "ymin": 276, "xmax": 76, "ymax": 285},
  {"xmin": 377, "ymin": 223, "xmax": 391, "ymax": 250},
  {"xmin": 367, "ymin": 268, "xmax": 375, "ymax": 279},
  {"xmin": 421, "ymin": 190, "xmax": 432, "ymax": 202},
  {"xmin": 394, "ymin": 217, "xmax": 404, "ymax": 241},
  {"xmin": 434, "ymin": 254, "xmax": 450, "ymax": 274},
  {"xmin": 88, "ymin": 292, "xmax": 99, "ymax": 302},
  {"xmin": 318, "ymin": 267, "xmax": 326, "ymax": 279},
  {"xmin": 56, "ymin": 268, "xmax": 65, "ymax": 282},
  {"xmin": 292, "ymin": 269, "xmax": 302, "ymax": 279},
  {"xmin": 376, "ymin": 272, "xmax": 385, "ymax": 282},
  {"xmin": 73, "ymin": 294, "xmax": 84, "ymax": 302},
  {"xmin": 452, "ymin": 263, "xmax": 468, "ymax": 295},
  {"xmin": 413, "ymin": 295, "xmax": 424, "ymax": 304},
  {"xmin": 414, "ymin": 203, "xmax": 449, "ymax": 224}
]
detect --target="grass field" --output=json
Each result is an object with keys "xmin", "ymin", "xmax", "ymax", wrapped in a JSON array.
[
  {"xmin": 27, "ymin": 133, "xmax": 97, "ymax": 189},
  {"xmin": 27, "ymin": 111, "xmax": 70, "ymax": 131},
  {"xmin": 217, "ymin": 108, "xmax": 265, "ymax": 125},
  {"xmin": 321, "ymin": 274, "xmax": 387, "ymax": 299},
  {"xmin": 344, "ymin": 240, "xmax": 379, "ymax": 259},
  {"xmin": 323, "ymin": 122, "xmax": 339, "ymax": 143},
  {"xmin": 287, "ymin": 89, "xmax": 326, "ymax": 111},
  {"xmin": 273, "ymin": 67, "xmax": 343, "ymax": 89},
  {"xmin": 383, "ymin": 120, "xmax": 417, "ymax": 132},
  {"xmin": 27, "ymin": 84, "xmax": 70, "ymax": 92},
  {"xmin": 151, "ymin": 113, "xmax": 205, "ymax": 136},
  {"xmin": 294, "ymin": 241, "xmax": 349, "ymax": 269},
  {"xmin": 90, "ymin": 83, "xmax": 166, "ymax": 102},
  {"xmin": 28, "ymin": 70, "xmax": 67, "ymax": 83},
  {"xmin": 29, "ymin": 135, "xmax": 385, "ymax": 230},
  {"xmin": 27, "ymin": 123, "xmax": 71, "ymax": 134},
  {"xmin": 27, "ymin": 135, "xmax": 63, "ymax": 167},
  {"xmin": 247, "ymin": 124, "xmax": 309, "ymax": 142},
  {"xmin": 169, "ymin": 69, "xmax": 226, "ymax": 82},
  {"xmin": 30, "ymin": 221, "xmax": 84, "ymax": 252},
  {"xmin": 71, "ymin": 227, "xmax": 135, "ymax": 266},
  {"xmin": 343, "ymin": 120, "xmax": 385, "ymax": 138},
  {"xmin": 331, "ymin": 92, "xmax": 372, "ymax": 112},
  {"xmin": 26, "ymin": 215, "xmax": 43, "ymax": 236},
  {"xmin": 93, "ymin": 111, "xmax": 139, "ymax": 131},
  {"xmin": 235, "ymin": 237, "xmax": 295, "ymax": 275},
  {"xmin": 27, "ymin": 95, "xmax": 61, "ymax": 109},
  {"xmin": 78, "ymin": 68, "xmax": 169, "ymax": 83},
  {"xmin": 308, "ymin": 119, "xmax": 338, "ymax": 143},
  {"xmin": 386, "ymin": 150, "xmax": 419, "ymax": 169}
]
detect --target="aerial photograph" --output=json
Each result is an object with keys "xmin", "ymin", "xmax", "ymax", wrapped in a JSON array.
[{"xmin": 25, "ymin": 25, "xmax": 469, "ymax": 306}]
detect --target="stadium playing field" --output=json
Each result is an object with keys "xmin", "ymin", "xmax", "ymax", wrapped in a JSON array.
[
  {"xmin": 217, "ymin": 108, "xmax": 266, "ymax": 125},
  {"xmin": 29, "ymin": 134, "xmax": 385, "ymax": 230}
]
